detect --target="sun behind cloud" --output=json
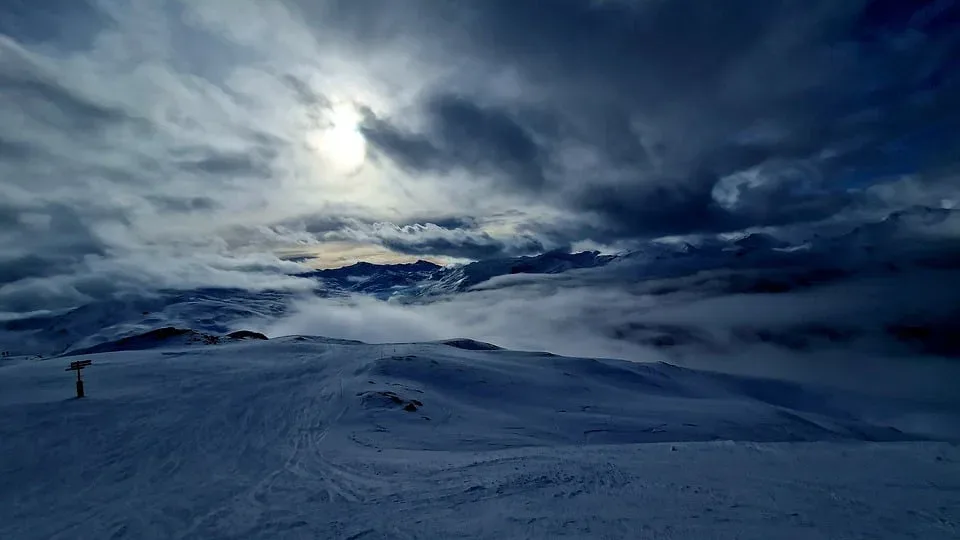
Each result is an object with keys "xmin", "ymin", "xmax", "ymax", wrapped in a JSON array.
[{"xmin": 308, "ymin": 103, "xmax": 367, "ymax": 175}]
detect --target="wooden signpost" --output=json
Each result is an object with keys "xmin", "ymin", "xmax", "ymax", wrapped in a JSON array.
[{"xmin": 65, "ymin": 360, "xmax": 92, "ymax": 398}]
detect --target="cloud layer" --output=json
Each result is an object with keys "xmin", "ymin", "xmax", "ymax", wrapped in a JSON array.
[
  {"xmin": 259, "ymin": 262, "xmax": 960, "ymax": 403},
  {"xmin": 1, "ymin": 0, "xmax": 959, "ymax": 312}
]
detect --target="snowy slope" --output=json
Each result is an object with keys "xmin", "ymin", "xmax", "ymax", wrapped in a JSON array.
[
  {"xmin": 0, "ymin": 288, "xmax": 291, "ymax": 357},
  {"xmin": 291, "ymin": 251, "xmax": 618, "ymax": 299},
  {"xmin": 297, "ymin": 260, "xmax": 442, "ymax": 298},
  {"xmin": 412, "ymin": 250, "xmax": 619, "ymax": 297},
  {"xmin": 1, "ymin": 337, "xmax": 958, "ymax": 539}
]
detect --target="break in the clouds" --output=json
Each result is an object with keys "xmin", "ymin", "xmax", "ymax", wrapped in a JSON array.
[{"xmin": 1, "ymin": 0, "xmax": 959, "ymax": 310}]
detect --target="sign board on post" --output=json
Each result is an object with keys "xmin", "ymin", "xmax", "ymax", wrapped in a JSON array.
[{"xmin": 65, "ymin": 360, "xmax": 93, "ymax": 398}]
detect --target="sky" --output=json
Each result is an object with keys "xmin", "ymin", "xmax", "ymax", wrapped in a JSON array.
[{"xmin": 1, "ymin": 0, "xmax": 959, "ymax": 313}]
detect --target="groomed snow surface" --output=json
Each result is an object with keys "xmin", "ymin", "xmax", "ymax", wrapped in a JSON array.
[{"xmin": 1, "ymin": 337, "xmax": 958, "ymax": 539}]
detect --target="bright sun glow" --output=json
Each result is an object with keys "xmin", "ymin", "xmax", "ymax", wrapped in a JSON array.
[{"xmin": 309, "ymin": 104, "xmax": 367, "ymax": 175}]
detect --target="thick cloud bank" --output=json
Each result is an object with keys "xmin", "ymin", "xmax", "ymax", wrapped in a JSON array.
[{"xmin": 261, "ymin": 266, "xmax": 960, "ymax": 402}]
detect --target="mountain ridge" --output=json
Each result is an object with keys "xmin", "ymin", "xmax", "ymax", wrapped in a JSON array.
[{"xmin": 3, "ymin": 207, "xmax": 959, "ymax": 358}]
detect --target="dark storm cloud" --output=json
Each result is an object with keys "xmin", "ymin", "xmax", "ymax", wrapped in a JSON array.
[
  {"xmin": 426, "ymin": 95, "xmax": 546, "ymax": 191},
  {"xmin": 361, "ymin": 95, "xmax": 547, "ymax": 190},
  {"xmin": 1, "ymin": 0, "xmax": 958, "ymax": 315},
  {"xmin": 359, "ymin": 114, "xmax": 440, "ymax": 171},
  {"xmin": 326, "ymin": 0, "xmax": 960, "ymax": 240},
  {"xmin": 571, "ymin": 162, "xmax": 856, "ymax": 239}
]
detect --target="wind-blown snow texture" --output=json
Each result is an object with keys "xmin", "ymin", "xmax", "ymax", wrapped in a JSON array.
[{"xmin": 1, "ymin": 337, "xmax": 958, "ymax": 539}]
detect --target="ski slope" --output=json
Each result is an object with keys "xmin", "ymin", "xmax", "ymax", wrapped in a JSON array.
[{"xmin": 1, "ymin": 336, "xmax": 958, "ymax": 539}]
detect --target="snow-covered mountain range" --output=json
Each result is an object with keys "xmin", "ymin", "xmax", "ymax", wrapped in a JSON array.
[
  {"xmin": 1, "ymin": 206, "xmax": 959, "ymax": 358},
  {"xmin": 295, "ymin": 249, "xmax": 619, "ymax": 298},
  {"xmin": 297, "ymin": 205, "xmax": 960, "ymax": 300}
]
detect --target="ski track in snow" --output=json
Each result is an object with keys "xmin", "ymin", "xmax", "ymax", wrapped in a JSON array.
[{"xmin": 1, "ymin": 338, "xmax": 958, "ymax": 539}]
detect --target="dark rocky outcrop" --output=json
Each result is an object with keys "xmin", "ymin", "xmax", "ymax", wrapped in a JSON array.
[
  {"xmin": 65, "ymin": 327, "xmax": 265, "ymax": 356},
  {"xmin": 226, "ymin": 330, "xmax": 268, "ymax": 341},
  {"xmin": 358, "ymin": 390, "xmax": 424, "ymax": 412},
  {"xmin": 438, "ymin": 338, "xmax": 503, "ymax": 351}
]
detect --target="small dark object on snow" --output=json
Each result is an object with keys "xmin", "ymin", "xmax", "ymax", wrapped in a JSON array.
[
  {"xmin": 226, "ymin": 330, "xmax": 268, "ymax": 341},
  {"xmin": 359, "ymin": 390, "xmax": 424, "ymax": 412},
  {"xmin": 65, "ymin": 359, "xmax": 92, "ymax": 398},
  {"xmin": 439, "ymin": 338, "xmax": 503, "ymax": 351}
]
